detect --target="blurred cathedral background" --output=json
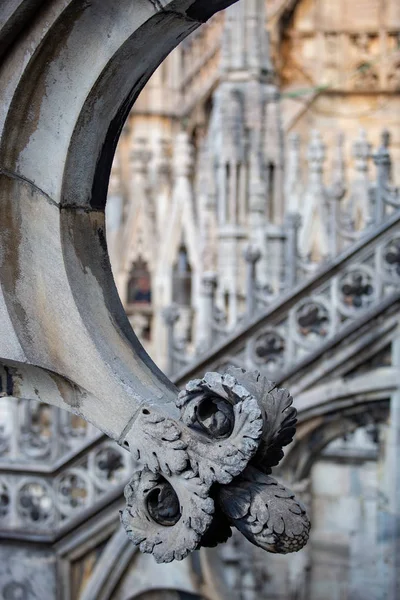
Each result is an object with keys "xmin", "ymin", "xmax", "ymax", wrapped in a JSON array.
[{"xmin": 1, "ymin": 0, "xmax": 400, "ymax": 598}]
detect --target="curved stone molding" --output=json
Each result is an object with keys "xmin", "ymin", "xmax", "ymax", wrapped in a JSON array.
[{"xmin": 0, "ymin": 0, "xmax": 309, "ymax": 567}]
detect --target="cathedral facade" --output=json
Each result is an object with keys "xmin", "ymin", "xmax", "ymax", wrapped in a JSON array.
[
  {"xmin": 0, "ymin": 0, "xmax": 400, "ymax": 598},
  {"xmin": 107, "ymin": 0, "xmax": 400, "ymax": 372}
]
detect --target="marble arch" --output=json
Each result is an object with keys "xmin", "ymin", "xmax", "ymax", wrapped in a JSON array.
[{"xmin": 0, "ymin": 0, "xmax": 310, "ymax": 565}]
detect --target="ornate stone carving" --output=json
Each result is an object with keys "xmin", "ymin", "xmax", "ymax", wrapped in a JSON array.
[
  {"xmin": 387, "ymin": 60, "xmax": 400, "ymax": 92},
  {"xmin": 0, "ymin": 421, "xmax": 9, "ymax": 456},
  {"xmin": 92, "ymin": 443, "xmax": 129, "ymax": 487},
  {"xmin": 121, "ymin": 469, "xmax": 214, "ymax": 563},
  {"xmin": 121, "ymin": 368, "xmax": 310, "ymax": 562},
  {"xmin": 20, "ymin": 401, "xmax": 52, "ymax": 459},
  {"xmin": 295, "ymin": 299, "xmax": 331, "ymax": 341},
  {"xmin": 176, "ymin": 372, "xmax": 264, "ymax": 484},
  {"xmin": 218, "ymin": 467, "xmax": 310, "ymax": 553},
  {"xmin": 56, "ymin": 469, "xmax": 92, "ymax": 516},
  {"xmin": 0, "ymin": 481, "xmax": 10, "ymax": 518},
  {"xmin": 383, "ymin": 236, "xmax": 400, "ymax": 278},
  {"xmin": 339, "ymin": 266, "xmax": 374, "ymax": 311},
  {"xmin": 253, "ymin": 330, "xmax": 285, "ymax": 371},
  {"xmin": 17, "ymin": 480, "xmax": 54, "ymax": 525}
]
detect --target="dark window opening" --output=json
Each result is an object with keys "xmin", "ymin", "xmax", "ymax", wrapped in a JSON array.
[
  {"xmin": 127, "ymin": 257, "xmax": 151, "ymax": 304},
  {"xmin": 172, "ymin": 245, "xmax": 192, "ymax": 306}
]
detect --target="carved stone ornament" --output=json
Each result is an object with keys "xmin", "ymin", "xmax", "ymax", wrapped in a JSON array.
[
  {"xmin": 339, "ymin": 266, "xmax": 374, "ymax": 311},
  {"xmin": 253, "ymin": 330, "xmax": 285, "ymax": 371},
  {"xmin": 121, "ymin": 368, "xmax": 310, "ymax": 562},
  {"xmin": 295, "ymin": 299, "xmax": 331, "ymax": 342},
  {"xmin": 0, "ymin": 0, "xmax": 309, "ymax": 569},
  {"xmin": 383, "ymin": 236, "xmax": 400, "ymax": 278},
  {"xmin": 218, "ymin": 467, "xmax": 310, "ymax": 553}
]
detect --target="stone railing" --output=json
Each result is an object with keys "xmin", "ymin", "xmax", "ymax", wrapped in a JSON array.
[
  {"xmin": 165, "ymin": 129, "xmax": 400, "ymax": 374},
  {"xmin": 13, "ymin": 206, "xmax": 398, "ymax": 539},
  {"xmin": 0, "ymin": 433, "xmax": 137, "ymax": 536},
  {"xmin": 171, "ymin": 209, "xmax": 400, "ymax": 381},
  {"xmin": 0, "ymin": 398, "xmax": 100, "ymax": 468}
]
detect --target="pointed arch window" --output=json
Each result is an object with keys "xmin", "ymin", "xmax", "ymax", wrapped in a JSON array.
[
  {"xmin": 127, "ymin": 258, "xmax": 151, "ymax": 305},
  {"xmin": 172, "ymin": 244, "xmax": 192, "ymax": 306}
]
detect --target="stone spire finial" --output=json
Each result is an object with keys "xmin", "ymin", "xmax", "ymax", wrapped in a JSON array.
[
  {"xmin": 285, "ymin": 133, "xmax": 302, "ymax": 213},
  {"xmin": 221, "ymin": 0, "xmax": 273, "ymax": 79},
  {"xmin": 373, "ymin": 129, "xmax": 391, "ymax": 169},
  {"xmin": 243, "ymin": 244, "xmax": 261, "ymax": 265},
  {"xmin": 130, "ymin": 137, "xmax": 151, "ymax": 178},
  {"xmin": 327, "ymin": 133, "xmax": 346, "ymax": 257},
  {"xmin": 348, "ymin": 129, "xmax": 372, "ymax": 230},
  {"xmin": 307, "ymin": 130, "xmax": 326, "ymax": 176},
  {"xmin": 300, "ymin": 131, "xmax": 328, "ymax": 261},
  {"xmin": 162, "ymin": 304, "xmax": 180, "ymax": 327},
  {"xmin": 173, "ymin": 132, "xmax": 194, "ymax": 179},
  {"xmin": 244, "ymin": 244, "xmax": 261, "ymax": 319},
  {"xmin": 373, "ymin": 129, "xmax": 392, "ymax": 223},
  {"xmin": 153, "ymin": 137, "xmax": 171, "ymax": 179},
  {"xmin": 162, "ymin": 304, "xmax": 180, "ymax": 377},
  {"xmin": 330, "ymin": 131, "xmax": 346, "ymax": 200},
  {"xmin": 201, "ymin": 271, "xmax": 218, "ymax": 297},
  {"xmin": 352, "ymin": 128, "xmax": 371, "ymax": 174}
]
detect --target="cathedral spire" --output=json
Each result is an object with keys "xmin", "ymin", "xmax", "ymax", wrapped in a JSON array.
[{"xmin": 221, "ymin": 0, "xmax": 273, "ymax": 80}]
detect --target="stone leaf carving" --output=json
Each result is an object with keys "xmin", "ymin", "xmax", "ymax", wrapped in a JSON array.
[
  {"xmin": 121, "ymin": 468, "xmax": 214, "ymax": 563},
  {"xmin": 125, "ymin": 409, "xmax": 189, "ymax": 476},
  {"xmin": 225, "ymin": 368, "xmax": 298, "ymax": 473},
  {"xmin": 218, "ymin": 466, "xmax": 310, "ymax": 554},
  {"xmin": 177, "ymin": 372, "xmax": 264, "ymax": 484},
  {"xmin": 121, "ymin": 368, "xmax": 310, "ymax": 562}
]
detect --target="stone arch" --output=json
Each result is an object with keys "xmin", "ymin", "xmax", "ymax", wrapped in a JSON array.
[
  {"xmin": 281, "ymin": 370, "xmax": 394, "ymax": 480},
  {"xmin": 286, "ymin": 399, "xmax": 389, "ymax": 481},
  {"xmin": 0, "ymin": 0, "xmax": 238, "ymax": 438}
]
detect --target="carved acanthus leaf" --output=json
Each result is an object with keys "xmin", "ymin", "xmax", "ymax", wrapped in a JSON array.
[
  {"xmin": 177, "ymin": 372, "xmax": 263, "ymax": 484},
  {"xmin": 218, "ymin": 466, "xmax": 310, "ymax": 554},
  {"xmin": 121, "ymin": 468, "xmax": 214, "ymax": 563},
  {"xmin": 121, "ymin": 369, "xmax": 309, "ymax": 563},
  {"xmin": 125, "ymin": 410, "xmax": 188, "ymax": 476},
  {"xmin": 226, "ymin": 368, "xmax": 297, "ymax": 473}
]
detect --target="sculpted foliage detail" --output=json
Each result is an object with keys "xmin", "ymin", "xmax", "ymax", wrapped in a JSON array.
[{"xmin": 121, "ymin": 367, "xmax": 310, "ymax": 562}]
